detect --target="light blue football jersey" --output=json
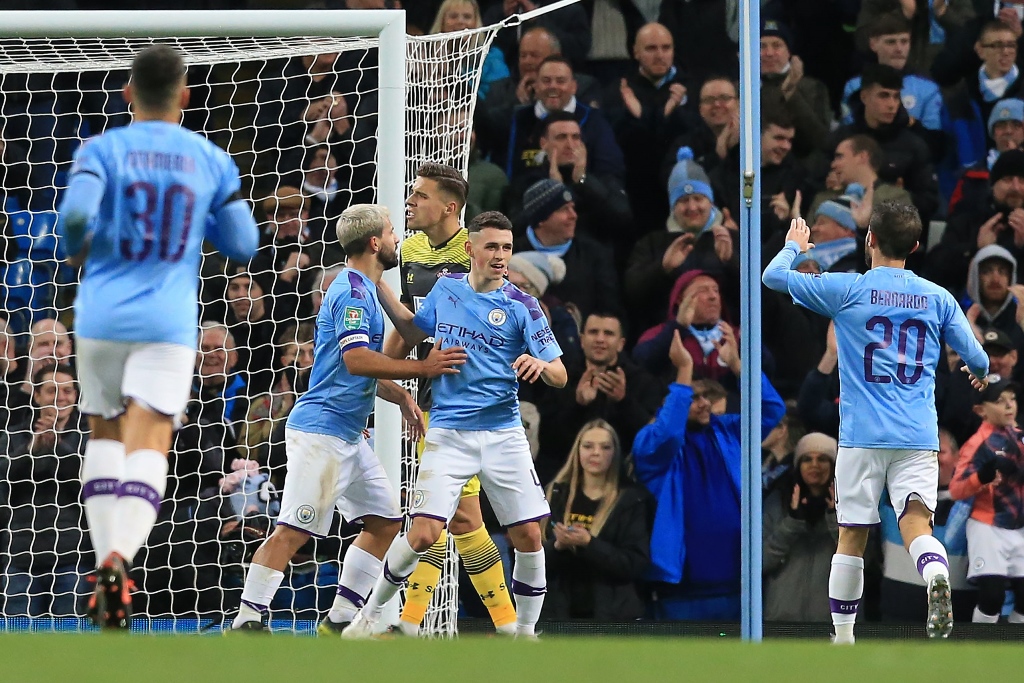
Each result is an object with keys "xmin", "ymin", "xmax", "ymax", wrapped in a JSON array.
[
  {"xmin": 288, "ymin": 268, "xmax": 385, "ymax": 443},
  {"xmin": 59, "ymin": 120, "xmax": 254, "ymax": 347},
  {"xmin": 764, "ymin": 243, "xmax": 989, "ymax": 450},
  {"xmin": 413, "ymin": 274, "xmax": 562, "ymax": 431}
]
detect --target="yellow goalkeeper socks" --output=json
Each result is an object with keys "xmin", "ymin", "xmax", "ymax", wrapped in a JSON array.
[
  {"xmin": 399, "ymin": 529, "xmax": 447, "ymax": 626},
  {"xmin": 454, "ymin": 526, "xmax": 516, "ymax": 631}
]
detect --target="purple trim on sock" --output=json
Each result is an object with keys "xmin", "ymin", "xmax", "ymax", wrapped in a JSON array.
[
  {"xmin": 829, "ymin": 598, "xmax": 861, "ymax": 615},
  {"xmin": 916, "ymin": 552, "xmax": 949, "ymax": 576},
  {"xmin": 383, "ymin": 560, "xmax": 410, "ymax": 586},
  {"xmin": 274, "ymin": 521, "xmax": 322, "ymax": 539},
  {"xmin": 241, "ymin": 599, "xmax": 268, "ymax": 613},
  {"xmin": 408, "ymin": 512, "xmax": 449, "ymax": 525},
  {"xmin": 116, "ymin": 480, "xmax": 162, "ymax": 513},
  {"xmin": 511, "ymin": 580, "xmax": 547, "ymax": 597},
  {"xmin": 897, "ymin": 493, "xmax": 935, "ymax": 523},
  {"xmin": 82, "ymin": 478, "xmax": 119, "ymax": 500},
  {"xmin": 838, "ymin": 522, "xmax": 879, "ymax": 528},
  {"xmin": 335, "ymin": 584, "xmax": 366, "ymax": 608},
  {"xmin": 506, "ymin": 512, "xmax": 551, "ymax": 528}
]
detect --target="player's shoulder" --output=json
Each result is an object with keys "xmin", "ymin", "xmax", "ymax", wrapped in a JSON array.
[
  {"xmin": 327, "ymin": 268, "xmax": 374, "ymax": 303},
  {"xmin": 499, "ymin": 281, "xmax": 545, "ymax": 321},
  {"xmin": 401, "ymin": 228, "xmax": 470, "ymax": 266}
]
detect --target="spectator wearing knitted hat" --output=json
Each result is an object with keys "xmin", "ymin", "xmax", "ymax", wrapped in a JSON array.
[
  {"xmin": 502, "ymin": 112, "xmax": 633, "ymax": 256},
  {"xmin": 763, "ymin": 432, "xmax": 838, "ymax": 623},
  {"xmin": 513, "ymin": 178, "xmax": 620, "ymax": 319},
  {"xmin": 930, "ymin": 148, "xmax": 1024, "ymax": 291},
  {"xmin": 799, "ymin": 185, "xmax": 864, "ymax": 274},
  {"xmin": 759, "ymin": 17, "xmax": 834, "ymax": 159},
  {"xmin": 223, "ymin": 263, "xmax": 280, "ymax": 397},
  {"xmin": 821, "ymin": 63, "xmax": 939, "ymax": 233},
  {"xmin": 624, "ymin": 147, "xmax": 739, "ymax": 340},
  {"xmin": 948, "ymin": 98, "xmax": 1024, "ymax": 216}
]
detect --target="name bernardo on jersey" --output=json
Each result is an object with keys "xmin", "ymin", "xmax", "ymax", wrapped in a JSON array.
[{"xmin": 870, "ymin": 289, "xmax": 929, "ymax": 310}]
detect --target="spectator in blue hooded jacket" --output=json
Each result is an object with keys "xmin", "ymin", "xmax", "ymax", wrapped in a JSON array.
[{"xmin": 633, "ymin": 326, "xmax": 785, "ymax": 621}]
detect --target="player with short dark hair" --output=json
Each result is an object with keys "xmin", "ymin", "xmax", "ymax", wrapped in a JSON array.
[
  {"xmin": 345, "ymin": 211, "xmax": 567, "ymax": 640},
  {"xmin": 763, "ymin": 202, "xmax": 990, "ymax": 643},
  {"xmin": 57, "ymin": 44, "xmax": 261, "ymax": 629},
  {"xmin": 230, "ymin": 204, "xmax": 467, "ymax": 634},
  {"xmin": 386, "ymin": 170, "xmax": 519, "ymax": 637}
]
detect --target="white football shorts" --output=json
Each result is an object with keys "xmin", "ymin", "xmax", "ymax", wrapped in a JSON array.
[
  {"xmin": 277, "ymin": 428, "xmax": 401, "ymax": 538},
  {"xmin": 835, "ymin": 447, "xmax": 938, "ymax": 526},
  {"xmin": 77, "ymin": 338, "xmax": 196, "ymax": 419},
  {"xmin": 966, "ymin": 518, "xmax": 1024, "ymax": 580},
  {"xmin": 411, "ymin": 426, "xmax": 550, "ymax": 528}
]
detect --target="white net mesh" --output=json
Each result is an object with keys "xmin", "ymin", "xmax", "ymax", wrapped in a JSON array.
[{"xmin": 0, "ymin": 23, "xmax": 498, "ymax": 635}]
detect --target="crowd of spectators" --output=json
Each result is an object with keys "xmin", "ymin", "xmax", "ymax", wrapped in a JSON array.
[{"xmin": 4, "ymin": 0, "xmax": 1024, "ymax": 626}]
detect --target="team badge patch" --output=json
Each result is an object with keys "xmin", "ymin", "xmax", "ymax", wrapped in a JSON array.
[
  {"xmin": 412, "ymin": 490, "xmax": 426, "ymax": 509},
  {"xmin": 343, "ymin": 306, "xmax": 364, "ymax": 330},
  {"xmin": 488, "ymin": 308, "xmax": 507, "ymax": 326},
  {"xmin": 296, "ymin": 505, "xmax": 316, "ymax": 524}
]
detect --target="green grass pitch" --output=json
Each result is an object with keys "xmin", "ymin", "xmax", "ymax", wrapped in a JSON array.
[{"xmin": 2, "ymin": 634, "xmax": 1021, "ymax": 683}]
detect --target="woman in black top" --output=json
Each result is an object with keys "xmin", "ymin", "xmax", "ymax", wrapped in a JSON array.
[{"xmin": 542, "ymin": 419, "xmax": 653, "ymax": 620}]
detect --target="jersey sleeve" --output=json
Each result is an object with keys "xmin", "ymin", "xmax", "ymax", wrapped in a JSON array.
[
  {"xmin": 522, "ymin": 300, "xmax": 562, "ymax": 362},
  {"xmin": 412, "ymin": 281, "xmax": 441, "ymax": 336},
  {"xmin": 786, "ymin": 272, "xmax": 854, "ymax": 318},
  {"xmin": 331, "ymin": 290, "xmax": 375, "ymax": 353},
  {"xmin": 58, "ymin": 140, "xmax": 108, "ymax": 256},
  {"xmin": 941, "ymin": 292, "xmax": 989, "ymax": 378},
  {"xmin": 211, "ymin": 148, "xmax": 243, "ymax": 210}
]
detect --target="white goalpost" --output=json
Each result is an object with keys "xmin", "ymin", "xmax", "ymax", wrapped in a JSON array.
[{"xmin": 0, "ymin": 9, "xmax": 501, "ymax": 636}]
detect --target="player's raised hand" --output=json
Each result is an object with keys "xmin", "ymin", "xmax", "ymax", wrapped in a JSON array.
[
  {"xmin": 784, "ymin": 217, "xmax": 814, "ymax": 253},
  {"xmin": 422, "ymin": 340, "xmax": 467, "ymax": 378},
  {"xmin": 512, "ymin": 354, "xmax": 547, "ymax": 383},
  {"xmin": 961, "ymin": 365, "xmax": 990, "ymax": 391}
]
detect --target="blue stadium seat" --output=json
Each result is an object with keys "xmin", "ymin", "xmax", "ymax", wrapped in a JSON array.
[
  {"xmin": 1, "ymin": 258, "xmax": 57, "ymax": 335},
  {"xmin": 6, "ymin": 210, "xmax": 64, "ymax": 261}
]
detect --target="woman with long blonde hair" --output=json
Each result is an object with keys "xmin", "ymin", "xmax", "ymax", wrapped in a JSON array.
[
  {"xmin": 429, "ymin": 0, "xmax": 510, "ymax": 100},
  {"xmin": 542, "ymin": 420, "xmax": 653, "ymax": 620}
]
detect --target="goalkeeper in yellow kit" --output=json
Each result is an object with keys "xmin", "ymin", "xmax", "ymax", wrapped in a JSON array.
[{"xmin": 385, "ymin": 162, "xmax": 516, "ymax": 636}]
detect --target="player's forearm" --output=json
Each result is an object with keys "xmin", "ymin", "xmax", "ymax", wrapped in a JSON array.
[
  {"xmin": 383, "ymin": 329, "xmax": 413, "ymax": 360},
  {"xmin": 376, "ymin": 379, "xmax": 411, "ymax": 405},
  {"xmin": 57, "ymin": 173, "xmax": 104, "ymax": 259},
  {"xmin": 540, "ymin": 358, "xmax": 568, "ymax": 388},
  {"xmin": 343, "ymin": 347, "xmax": 432, "ymax": 380},
  {"xmin": 761, "ymin": 242, "xmax": 800, "ymax": 292}
]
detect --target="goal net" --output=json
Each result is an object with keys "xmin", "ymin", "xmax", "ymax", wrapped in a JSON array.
[{"xmin": 0, "ymin": 13, "xmax": 498, "ymax": 636}]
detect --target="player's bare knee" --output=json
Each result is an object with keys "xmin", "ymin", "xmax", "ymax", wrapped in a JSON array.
[
  {"xmin": 449, "ymin": 497, "xmax": 482, "ymax": 535},
  {"xmin": 362, "ymin": 515, "xmax": 401, "ymax": 543},
  {"xmin": 507, "ymin": 521, "xmax": 542, "ymax": 553},
  {"xmin": 267, "ymin": 524, "xmax": 311, "ymax": 554},
  {"xmin": 837, "ymin": 526, "xmax": 869, "ymax": 557},
  {"xmin": 88, "ymin": 415, "xmax": 122, "ymax": 442},
  {"xmin": 898, "ymin": 498, "xmax": 934, "ymax": 548},
  {"xmin": 407, "ymin": 517, "xmax": 443, "ymax": 552},
  {"xmin": 121, "ymin": 399, "xmax": 174, "ymax": 453}
]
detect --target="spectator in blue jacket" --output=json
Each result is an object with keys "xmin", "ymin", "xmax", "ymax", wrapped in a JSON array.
[{"xmin": 633, "ymin": 326, "xmax": 785, "ymax": 621}]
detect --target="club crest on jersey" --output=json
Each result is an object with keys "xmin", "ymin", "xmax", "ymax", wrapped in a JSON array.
[
  {"xmin": 343, "ymin": 306, "xmax": 364, "ymax": 330},
  {"xmin": 412, "ymin": 490, "xmax": 426, "ymax": 509},
  {"xmin": 296, "ymin": 505, "xmax": 316, "ymax": 524},
  {"xmin": 488, "ymin": 308, "xmax": 507, "ymax": 326}
]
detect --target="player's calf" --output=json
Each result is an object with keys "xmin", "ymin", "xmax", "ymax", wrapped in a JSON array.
[
  {"xmin": 231, "ymin": 525, "xmax": 309, "ymax": 630},
  {"xmin": 507, "ymin": 521, "xmax": 546, "ymax": 638}
]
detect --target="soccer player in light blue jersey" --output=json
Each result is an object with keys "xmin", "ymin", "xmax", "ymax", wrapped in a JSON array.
[
  {"xmin": 344, "ymin": 211, "xmax": 568, "ymax": 640},
  {"xmin": 230, "ymin": 204, "xmax": 467, "ymax": 634},
  {"xmin": 764, "ymin": 203, "xmax": 990, "ymax": 643},
  {"xmin": 56, "ymin": 45, "xmax": 261, "ymax": 629}
]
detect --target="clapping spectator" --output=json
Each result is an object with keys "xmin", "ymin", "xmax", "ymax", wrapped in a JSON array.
[
  {"xmin": 224, "ymin": 265, "xmax": 278, "ymax": 397},
  {"xmin": 761, "ymin": 400, "xmax": 807, "ymax": 496},
  {"xmin": 542, "ymin": 420, "xmax": 653, "ymax": 620},
  {"xmin": 633, "ymin": 329, "xmax": 785, "ymax": 620},
  {"xmin": 537, "ymin": 310, "xmax": 664, "ymax": 484},
  {"xmin": 252, "ymin": 186, "xmax": 323, "ymax": 321},
  {"xmin": 763, "ymin": 433, "xmax": 839, "ymax": 623},
  {"xmin": 0, "ymin": 401, "xmax": 91, "ymax": 617}
]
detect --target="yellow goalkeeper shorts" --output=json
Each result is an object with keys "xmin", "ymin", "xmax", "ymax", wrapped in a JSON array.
[{"xmin": 417, "ymin": 411, "xmax": 479, "ymax": 499}]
